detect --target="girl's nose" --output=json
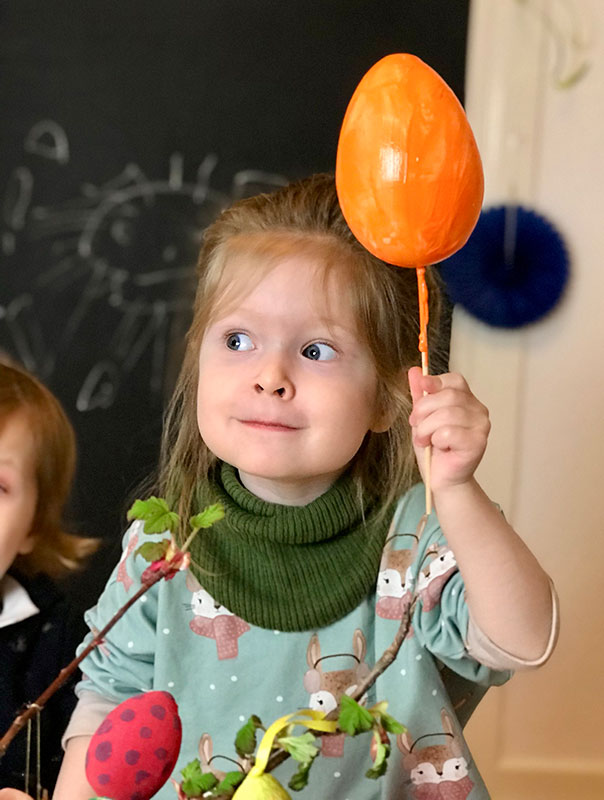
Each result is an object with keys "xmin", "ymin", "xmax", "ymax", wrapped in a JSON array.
[
  {"xmin": 254, "ymin": 379, "xmax": 294, "ymax": 398},
  {"xmin": 254, "ymin": 357, "xmax": 294, "ymax": 399}
]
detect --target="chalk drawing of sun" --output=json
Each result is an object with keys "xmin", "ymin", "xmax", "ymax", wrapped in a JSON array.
[{"xmin": 1, "ymin": 129, "xmax": 288, "ymax": 411}]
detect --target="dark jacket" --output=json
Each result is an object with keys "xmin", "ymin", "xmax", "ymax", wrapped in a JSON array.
[{"xmin": 0, "ymin": 571, "xmax": 84, "ymax": 794}]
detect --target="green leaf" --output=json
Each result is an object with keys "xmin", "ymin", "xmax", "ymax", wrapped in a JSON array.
[
  {"xmin": 288, "ymin": 754, "xmax": 317, "ymax": 792},
  {"xmin": 180, "ymin": 758, "xmax": 218, "ymax": 796},
  {"xmin": 378, "ymin": 710, "xmax": 406, "ymax": 735},
  {"xmin": 134, "ymin": 539, "xmax": 170, "ymax": 563},
  {"xmin": 127, "ymin": 496, "xmax": 180, "ymax": 534},
  {"xmin": 368, "ymin": 701, "xmax": 406, "ymax": 735},
  {"xmin": 277, "ymin": 732, "xmax": 319, "ymax": 763},
  {"xmin": 235, "ymin": 715, "xmax": 264, "ymax": 758},
  {"xmin": 190, "ymin": 503, "xmax": 225, "ymax": 530},
  {"xmin": 338, "ymin": 694, "xmax": 374, "ymax": 736},
  {"xmin": 365, "ymin": 737, "xmax": 390, "ymax": 780},
  {"xmin": 215, "ymin": 771, "xmax": 245, "ymax": 794}
]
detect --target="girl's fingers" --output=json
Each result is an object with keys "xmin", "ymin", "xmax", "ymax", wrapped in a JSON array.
[
  {"xmin": 411, "ymin": 406, "xmax": 488, "ymax": 448},
  {"xmin": 429, "ymin": 423, "xmax": 489, "ymax": 454},
  {"xmin": 407, "ymin": 365, "xmax": 426, "ymax": 406},
  {"xmin": 408, "ymin": 368, "xmax": 469, "ymax": 399},
  {"xmin": 410, "ymin": 388, "xmax": 488, "ymax": 428},
  {"xmin": 408, "ymin": 366, "xmax": 448, "ymax": 403}
]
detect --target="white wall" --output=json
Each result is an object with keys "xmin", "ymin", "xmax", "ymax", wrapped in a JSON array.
[{"xmin": 454, "ymin": 1, "xmax": 604, "ymax": 796}]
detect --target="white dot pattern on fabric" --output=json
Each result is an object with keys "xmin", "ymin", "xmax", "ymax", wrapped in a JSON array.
[
  {"xmin": 210, "ymin": 684, "xmax": 216, "ymax": 691},
  {"xmin": 432, "ymin": 689, "xmax": 438, "ymax": 696},
  {"xmin": 452, "ymin": 589, "xmax": 457, "ymax": 596},
  {"xmin": 127, "ymin": 641, "xmax": 134, "ymax": 648},
  {"xmin": 108, "ymin": 678, "xmax": 115, "ymax": 684},
  {"xmin": 400, "ymin": 669, "xmax": 406, "ymax": 676},
  {"xmin": 239, "ymin": 715, "xmax": 245, "ymax": 722},
  {"xmin": 276, "ymin": 696, "xmax": 283, "ymax": 703},
  {"xmin": 231, "ymin": 675, "xmax": 238, "ymax": 682},
  {"xmin": 163, "ymin": 628, "xmax": 170, "ymax": 634},
  {"xmin": 415, "ymin": 654, "xmax": 422, "ymax": 661},
  {"xmin": 168, "ymin": 681, "xmax": 175, "ymax": 688},
  {"xmin": 334, "ymin": 772, "xmax": 341, "ymax": 778},
  {"xmin": 140, "ymin": 596, "xmax": 147, "ymax": 603},
  {"xmin": 274, "ymin": 630, "xmax": 280, "ymax": 635}
]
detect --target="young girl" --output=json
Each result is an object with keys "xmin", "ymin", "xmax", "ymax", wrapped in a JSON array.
[
  {"xmin": 53, "ymin": 174, "xmax": 556, "ymax": 799},
  {"xmin": 0, "ymin": 361, "xmax": 97, "ymax": 796}
]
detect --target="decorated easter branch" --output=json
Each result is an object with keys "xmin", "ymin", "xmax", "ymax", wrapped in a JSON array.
[{"xmin": 0, "ymin": 498, "xmax": 224, "ymax": 763}]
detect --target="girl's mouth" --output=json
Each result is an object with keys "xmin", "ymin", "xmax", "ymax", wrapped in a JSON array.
[{"xmin": 239, "ymin": 419, "xmax": 299, "ymax": 432}]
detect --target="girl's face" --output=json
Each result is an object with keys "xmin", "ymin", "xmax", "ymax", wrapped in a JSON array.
[
  {"xmin": 197, "ymin": 253, "xmax": 388, "ymax": 505},
  {"xmin": 0, "ymin": 411, "xmax": 38, "ymax": 579}
]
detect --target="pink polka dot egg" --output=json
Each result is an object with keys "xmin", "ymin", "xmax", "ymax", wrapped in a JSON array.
[{"xmin": 86, "ymin": 690, "xmax": 182, "ymax": 800}]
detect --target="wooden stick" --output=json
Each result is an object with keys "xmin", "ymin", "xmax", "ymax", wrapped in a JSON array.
[
  {"xmin": 416, "ymin": 266, "xmax": 432, "ymax": 515},
  {"xmin": 421, "ymin": 349, "xmax": 432, "ymax": 515}
]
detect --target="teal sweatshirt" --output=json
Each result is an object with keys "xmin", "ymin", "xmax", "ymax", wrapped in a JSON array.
[{"xmin": 74, "ymin": 479, "xmax": 510, "ymax": 799}]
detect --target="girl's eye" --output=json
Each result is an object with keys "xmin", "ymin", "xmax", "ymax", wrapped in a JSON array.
[
  {"xmin": 301, "ymin": 342, "xmax": 337, "ymax": 361},
  {"xmin": 226, "ymin": 332, "xmax": 253, "ymax": 352}
]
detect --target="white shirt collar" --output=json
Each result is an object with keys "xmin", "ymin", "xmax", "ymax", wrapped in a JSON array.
[{"xmin": 0, "ymin": 574, "xmax": 40, "ymax": 628}]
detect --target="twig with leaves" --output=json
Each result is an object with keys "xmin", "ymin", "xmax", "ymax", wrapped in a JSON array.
[{"xmin": 0, "ymin": 498, "xmax": 224, "ymax": 763}]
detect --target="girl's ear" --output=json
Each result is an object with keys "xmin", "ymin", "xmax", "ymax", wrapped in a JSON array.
[
  {"xmin": 370, "ymin": 375, "xmax": 406, "ymax": 433},
  {"xmin": 370, "ymin": 405, "xmax": 395, "ymax": 434},
  {"xmin": 18, "ymin": 529, "xmax": 36, "ymax": 556}
]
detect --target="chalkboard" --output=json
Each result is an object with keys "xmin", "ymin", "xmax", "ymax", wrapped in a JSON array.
[{"xmin": 0, "ymin": 0, "xmax": 469, "ymax": 605}]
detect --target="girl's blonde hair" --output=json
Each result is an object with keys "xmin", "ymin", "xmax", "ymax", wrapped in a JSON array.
[
  {"xmin": 158, "ymin": 173, "xmax": 445, "ymax": 528},
  {"xmin": 0, "ymin": 360, "xmax": 98, "ymax": 577}
]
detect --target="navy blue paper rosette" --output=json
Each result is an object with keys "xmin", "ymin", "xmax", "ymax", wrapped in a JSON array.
[{"xmin": 439, "ymin": 205, "xmax": 570, "ymax": 328}]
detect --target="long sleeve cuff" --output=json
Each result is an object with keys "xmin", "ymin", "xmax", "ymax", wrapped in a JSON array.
[
  {"xmin": 465, "ymin": 577, "xmax": 559, "ymax": 671},
  {"xmin": 61, "ymin": 690, "xmax": 120, "ymax": 750}
]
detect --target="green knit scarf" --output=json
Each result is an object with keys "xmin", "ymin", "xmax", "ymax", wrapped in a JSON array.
[{"xmin": 187, "ymin": 462, "xmax": 392, "ymax": 632}]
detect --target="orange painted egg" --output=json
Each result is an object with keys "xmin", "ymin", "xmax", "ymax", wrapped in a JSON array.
[{"xmin": 336, "ymin": 53, "xmax": 484, "ymax": 267}]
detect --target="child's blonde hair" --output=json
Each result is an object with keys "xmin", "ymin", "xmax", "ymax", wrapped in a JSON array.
[
  {"xmin": 0, "ymin": 360, "xmax": 98, "ymax": 577},
  {"xmin": 158, "ymin": 174, "xmax": 445, "ymax": 529}
]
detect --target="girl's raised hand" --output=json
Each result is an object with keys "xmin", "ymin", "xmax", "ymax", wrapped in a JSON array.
[{"xmin": 408, "ymin": 367, "xmax": 491, "ymax": 494}]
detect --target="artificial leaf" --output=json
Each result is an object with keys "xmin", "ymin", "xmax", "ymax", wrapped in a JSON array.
[
  {"xmin": 338, "ymin": 695, "xmax": 374, "ymax": 736},
  {"xmin": 190, "ymin": 503, "xmax": 225, "ymax": 530},
  {"xmin": 135, "ymin": 539, "xmax": 170, "ymax": 563},
  {"xmin": 235, "ymin": 715, "xmax": 264, "ymax": 759},
  {"xmin": 288, "ymin": 755, "xmax": 317, "ymax": 792},
  {"xmin": 276, "ymin": 732, "xmax": 319, "ymax": 763},
  {"xmin": 215, "ymin": 770, "xmax": 245, "ymax": 794},
  {"xmin": 365, "ymin": 737, "xmax": 390, "ymax": 780},
  {"xmin": 180, "ymin": 758, "xmax": 218, "ymax": 796},
  {"xmin": 127, "ymin": 496, "xmax": 180, "ymax": 534}
]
